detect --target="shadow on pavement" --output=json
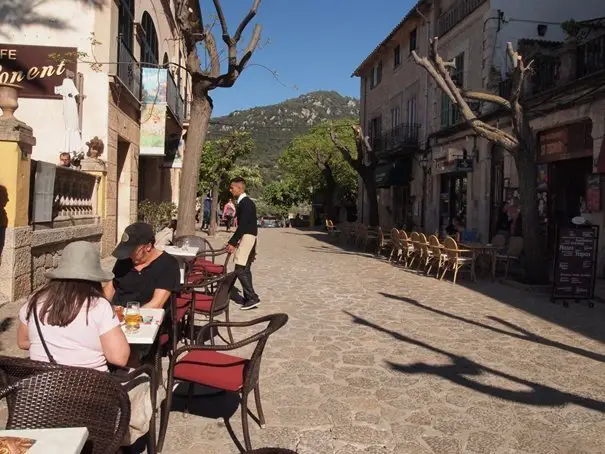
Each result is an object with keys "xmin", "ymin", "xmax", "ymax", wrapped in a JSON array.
[
  {"xmin": 380, "ymin": 292, "xmax": 605, "ymax": 364},
  {"xmin": 344, "ymin": 310, "xmax": 605, "ymax": 413},
  {"xmin": 296, "ymin": 229, "xmax": 605, "ymax": 345}
]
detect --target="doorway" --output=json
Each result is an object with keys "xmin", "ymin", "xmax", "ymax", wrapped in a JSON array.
[
  {"xmin": 116, "ymin": 138, "xmax": 132, "ymax": 241},
  {"xmin": 439, "ymin": 173, "xmax": 468, "ymax": 231}
]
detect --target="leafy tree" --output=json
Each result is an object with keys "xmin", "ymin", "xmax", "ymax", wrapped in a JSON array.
[
  {"xmin": 175, "ymin": 0, "xmax": 263, "ymax": 236},
  {"xmin": 280, "ymin": 120, "xmax": 357, "ymax": 221},
  {"xmin": 198, "ymin": 132, "xmax": 254, "ymax": 235},
  {"xmin": 262, "ymin": 179, "xmax": 307, "ymax": 216}
]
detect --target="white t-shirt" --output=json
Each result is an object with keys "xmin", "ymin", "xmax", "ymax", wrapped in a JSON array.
[{"xmin": 19, "ymin": 297, "xmax": 119, "ymax": 371}]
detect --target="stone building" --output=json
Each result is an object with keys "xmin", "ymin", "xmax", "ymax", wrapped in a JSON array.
[
  {"xmin": 354, "ymin": 0, "xmax": 605, "ymax": 272},
  {"xmin": 0, "ymin": 0, "xmax": 190, "ymax": 255}
]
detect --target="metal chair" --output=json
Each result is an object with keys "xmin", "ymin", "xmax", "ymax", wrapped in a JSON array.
[{"xmin": 157, "ymin": 314, "xmax": 289, "ymax": 453}]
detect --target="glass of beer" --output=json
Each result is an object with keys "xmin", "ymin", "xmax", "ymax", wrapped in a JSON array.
[{"xmin": 124, "ymin": 302, "xmax": 141, "ymax": 333}]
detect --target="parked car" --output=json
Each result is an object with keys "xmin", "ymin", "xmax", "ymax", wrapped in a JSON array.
[{"xmin": 261, "ymin": 216, "xmax": 280, "ymax": 228}]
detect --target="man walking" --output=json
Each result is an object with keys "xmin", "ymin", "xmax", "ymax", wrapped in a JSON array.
[{"xmin": 226, "ymin": 177, "xmax": 260, "ymax": 310}]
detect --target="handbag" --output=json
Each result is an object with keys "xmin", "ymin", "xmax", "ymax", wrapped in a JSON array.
[{"xmin": 32, "ymin": 306, "xmax": 56, "ymax": 363}]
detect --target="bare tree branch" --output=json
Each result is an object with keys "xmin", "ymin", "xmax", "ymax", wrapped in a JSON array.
[
  {"xmin": 413, "ymin": 37, "xmax": 521, "ymax": 152},
  {"xmin": 461, "ymin": 90, "xmax": 511, "ymax": 110}
]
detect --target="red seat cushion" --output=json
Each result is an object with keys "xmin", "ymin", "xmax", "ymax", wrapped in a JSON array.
[
  {"xmin": 194, "ymin": 258, "xmax": 213, "ymax": 267},
  {"xmin": 173, "ymin": 350, "xmax": 248, "ymax": 391},
  {"xmin": 194, "ymin": 294, "xmax": 213, "ymax": 312},
  {"xmin": 203, "ymin": 264, "xmax": 224, "ymax": 274},
  {"xmin": 160, "ymin": 333, "xmax": 170, "ymax": 346}
]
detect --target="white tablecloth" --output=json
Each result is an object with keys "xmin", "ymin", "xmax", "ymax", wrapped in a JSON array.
[
  {"xmin": 164, "ymin": 246, "xmax": 198, "ymax": 284},
  {"xmin": 0, "ymin": 427, "xmax": 89, "ymax": 454},
  {"xmin": 122, "ymin": 308, "xmax": 164, "ymax": 344}
]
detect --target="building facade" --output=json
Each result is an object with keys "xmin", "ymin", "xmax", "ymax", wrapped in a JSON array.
[
  {"xmin": 352, "ymin": 1, "xmax": 432, "ymax": 229},
  {"xmin": 355, "ymin": 0, "xmax": 605, "ymax": 271},
  {"xmin": 0, "ymin": 0, "xmax": 190, "ymax": 254}
]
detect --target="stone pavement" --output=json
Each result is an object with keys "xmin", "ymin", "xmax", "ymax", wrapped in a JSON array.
[{"xmin": 1, "ymin": 229, "xmax": 605, "ymax": 453}]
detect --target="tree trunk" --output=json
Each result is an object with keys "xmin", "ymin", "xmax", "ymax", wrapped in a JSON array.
[
  {"xmin": 360, "ymin": 168, "xmax": 379, "ymax": 226},
  {"xmin": 176, "ymin": 89, "xmax": 213, "ymax": 236},
  {"xmin": 209, "ymin": 183, "xmax": 219, "ymax": 236},
  {"xmin": 514, "ymin": 144, "xmax": 549, "ymax": 284},
  {"xmin": 322, "ymin": 166, "xmax": 337, "ymax": 222}
]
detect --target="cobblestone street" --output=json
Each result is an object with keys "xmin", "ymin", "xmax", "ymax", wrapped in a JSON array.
[{"xmin": 2, "ymin": 229, "xmax": 605, "ymax": 453}]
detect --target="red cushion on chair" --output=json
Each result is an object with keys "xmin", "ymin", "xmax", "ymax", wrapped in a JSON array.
[
  {"xmin": 194, "ymin": 258, "xmax": 214, "ymax": 267},
  {"xmin": 194, "ymin": 294, "xmax": 213, "ymax": 312},
  {"xmin": 173, "ymin": 350, "xmax": 248, "ymax": 392},
  {"xmin": 203, "ymin": 265, "xmax": 224, "ymax": 275},
  {"xmin": 160, "ymin": 333, "xmax": 170, "ymax": 346}
]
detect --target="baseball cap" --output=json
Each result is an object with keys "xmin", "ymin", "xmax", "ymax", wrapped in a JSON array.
[{"xmin": 112, "ymin": 222, "xmax": 155, "ymax": 260}]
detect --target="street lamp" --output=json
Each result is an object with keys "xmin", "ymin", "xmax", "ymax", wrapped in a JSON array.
[{"xmin": 419, "ymin": 152, "xmax": 431, "ymax": 231}]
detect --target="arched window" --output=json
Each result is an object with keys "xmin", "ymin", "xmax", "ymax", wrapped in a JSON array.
[
  {"xmin": 118, "ymin": 0, "xmax": 135, "ymax": 51},
  {"xmin": 140, "ymin": 12, "xmax": 159, "ymax": 66}
]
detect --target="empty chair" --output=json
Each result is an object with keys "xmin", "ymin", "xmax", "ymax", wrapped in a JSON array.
[{"xmin": 495, "ymin": 236, "xmax": 523, "ymax": 278}]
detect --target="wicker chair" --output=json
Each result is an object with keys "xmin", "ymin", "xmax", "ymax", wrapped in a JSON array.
[
  {"xmin": 157, "ymin": 314, "xmax": 289, "ymax": 453},
  {"xmin": 389, "ymin": 228, "xmax": 401, "ymax": 262},
  {"xmin": 0, "ymin": 356, "xmax": 131, "ymax": 454},
  {"xmin": 426, "ymin": 235, "xmax": 447, "ymax": 277}
]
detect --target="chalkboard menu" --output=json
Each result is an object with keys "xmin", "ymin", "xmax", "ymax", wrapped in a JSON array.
[{"xmin": 552, "ymin": 224, "xmax": 599, "ymax": 300}]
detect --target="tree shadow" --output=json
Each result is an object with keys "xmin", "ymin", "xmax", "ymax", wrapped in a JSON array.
[
  {"xmin": 380, "ymin": 292, "xmax": 605, "ymax": 364},
  {"xmin": 344, "ymin": 310, "xmax": 605, "ymax": 413},
  {"xmin": 0, "ymin": 0, "xmax": 105, "ymax": 35}
]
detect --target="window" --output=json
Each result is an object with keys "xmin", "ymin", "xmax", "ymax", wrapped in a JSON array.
[
  {"xmin": 371, "ymin": 61, "xmax": 383, "ymax": 88},
  {"xmin": 140, "ymin": 12, "xmax": 159, "ymax": 66},
  {"xmin": 393, "ymin": 45, "xmax": 401, "ymax": 68},
  {"xmin": 441, "ymin": 52, "xmax": 464, "ymax": 127},
  {"xmin": 391, "ymin": 106, "xmax": 401, "ymax": 129},
  {"xmin": 407, "ymin": 97, "xmax": 417, "ymax": 124},
  {"xmin": 118, "ymin": 0, "xmax": 135, "ymax": 51},
  {"xmin": 409, "ymin": 28, "xmax": 417, "ymax": 53},
  {"xmin": 369, "ymin": 116, "xmax": 382, "ymax": 150}
]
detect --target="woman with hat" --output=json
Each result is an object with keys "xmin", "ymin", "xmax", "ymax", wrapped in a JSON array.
[{"xmin": 17, "ymin": 241, "xmax": 130, "ymax": 371}]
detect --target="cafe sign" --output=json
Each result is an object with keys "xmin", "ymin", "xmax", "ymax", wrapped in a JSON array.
[{"xmin": 0, "ymin": 44, "xmax": 77, "ymax": 99}]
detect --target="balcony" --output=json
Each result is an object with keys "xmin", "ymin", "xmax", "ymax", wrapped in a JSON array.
[
  {"xmin": 530, "ymin": 55, "xmax": 560, "ymax": 94},
  {"xmin": 437, "ymin": 0, "xmax": 488, "ymax": 37},
  {"xmin": 374, "ymin": 123, "xmax": 421, "ymax": 157},
  {"xmin": 577, "ymin": 34, "xmax": 605, "ymax": 78},
  {"xmin": 167, "ymin": 70, "xmax": 184, "ymax": 124},
  {"xmin": 116, "ymin": 39, "xmax": 141, "ymax": 100}
]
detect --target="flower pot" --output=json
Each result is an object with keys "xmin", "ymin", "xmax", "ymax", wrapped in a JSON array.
[{"xmin": 0, "ymin": 83, "xmax": 22, "ymax": 119}]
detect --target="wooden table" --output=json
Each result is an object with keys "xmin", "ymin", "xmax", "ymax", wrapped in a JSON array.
[
  {"xmin": 122, "ymin": 308, "xmax": 165, "ymax": 344},
  {"xmin": 164, "ymin": 245, "xmax": 198, "ymax": 284},
  {"xmin": 0, "ymin": 427, "xmax": 89, "ymax": 454},
  {"xmin": 460, "ymin": 243, "xmax": 500, "ymax": 279}
]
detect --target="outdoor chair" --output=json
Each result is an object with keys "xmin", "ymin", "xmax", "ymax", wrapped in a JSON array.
[
  {"xmin": 179, "ymin": 272, "xmax": 238, "ymax": 345},
  {"xmin": 375, "ymin": 226, "xmax": 391, "ymax": 256},
  {"xmin": 426, "ymin": 235, "xmax": 447, "ymax": 277},
  {"xmin": 440, "ymin": 236, "xmax": 475, "ymax": 284},
  {"xmin": 389, "ymin": 228, "xmax": 401, "ymax": 262},
  {"xmin": 0, "ymin": 355, "xmax": 131, "ymax": 454},
  {"xmin": 408, "ymin": 231, "xmax": 421, "ymax": 268},
  {"xmin": 399, "ymin": 230, "xmax": 414, "ymax": 267},
  {"xmin": 416, "ymin": 233, "xmax": 434, "ymax": 273},
  {"xmin": 157, "ymin": 313, "xmax": 289, "ymax": 453},
  {"xmin": 494, "ymin": 236, "xmax": 524, "ymax": 278},
  {"xmin": 491, "ymin": 233, "xmax": 507, "ymax": 252}
]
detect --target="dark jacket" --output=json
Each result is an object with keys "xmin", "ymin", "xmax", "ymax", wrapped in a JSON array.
[{"xmin": 228, "ymin": 196, "xmax": 258, "ymax": 246}]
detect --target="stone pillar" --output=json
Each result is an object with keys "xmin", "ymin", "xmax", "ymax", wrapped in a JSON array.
[
  {"xmin": 0, "ymin": 106, "xmax": 36, "ymax": 301},
  {"xmin": 80, "ymin": 157, "xmax": 107, "ymax": 219}
]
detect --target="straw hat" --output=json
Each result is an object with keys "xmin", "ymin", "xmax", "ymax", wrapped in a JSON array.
[{"xmin": 45, "ymin": 241, "xmax": 114, "ymax": 282}]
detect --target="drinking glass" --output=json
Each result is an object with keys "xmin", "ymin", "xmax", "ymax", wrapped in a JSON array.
[{"xmin": 124, "ymin": 302, "xmax": 141, "ymax": 333}]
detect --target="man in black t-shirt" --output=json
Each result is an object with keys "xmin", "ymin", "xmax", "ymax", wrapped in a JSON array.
[{"xmin": 103, "ymin": 222, "xmax": 180, "ymax": 309}]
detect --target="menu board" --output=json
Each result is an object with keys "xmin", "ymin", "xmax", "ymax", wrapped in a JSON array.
[{"xmin": 552, "ymin": 225, "xmax": 599, "ymax": 300}]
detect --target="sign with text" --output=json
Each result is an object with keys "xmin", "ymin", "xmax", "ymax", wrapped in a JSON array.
[
  {"xmin": 0, "ymin": 44, "xmax": 77, "ymax": 99},
  {"xmin": 552, "ymin": 224, "xmax": 599, "ymax": 300}
]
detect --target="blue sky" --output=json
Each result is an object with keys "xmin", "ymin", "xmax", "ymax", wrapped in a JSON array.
[{"xmin": 201, "ymin": 0, "xmax": 416, "ymax": 116}]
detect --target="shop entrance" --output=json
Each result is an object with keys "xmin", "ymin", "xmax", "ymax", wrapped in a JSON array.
[
  {"xmin": 546, "ymin": 156, "xmax": 593, "ymax": 250},
  {"xmin": 439, "ymin": 172, "xmax": 467, "ymax": 232}
]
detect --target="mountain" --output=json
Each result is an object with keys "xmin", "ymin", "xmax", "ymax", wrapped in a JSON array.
[{"xmin": 209, "ymin": 90, "xmax": 360, "ymax": 182}]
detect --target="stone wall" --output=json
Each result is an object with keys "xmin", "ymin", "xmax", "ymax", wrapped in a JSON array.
[{"xmin": 29, "ymin": 224, "xmax": 103, "ymax": 291}]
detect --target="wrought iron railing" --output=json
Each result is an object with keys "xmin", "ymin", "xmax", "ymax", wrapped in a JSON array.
[
  {"xmin": 116, "ymin": 38, "xmax": 141, "ymax": 100},
  {"xmin": 531, "ymin": 55, "xmax": 560, "ymax": 94},
  {"xmin": 437, "ymin": 0, "xmax": 488, "ymax": 37},
  {"xmin": 577, "ymin": 34, "xmax": 605, "ymax": 78},
  {"xmin": 167, "ymin": 70, "xmax": 184, "ymax": 124},
  {"xmin": 374, "ymin": 123, "xmax": 421, "ymax": 155}
]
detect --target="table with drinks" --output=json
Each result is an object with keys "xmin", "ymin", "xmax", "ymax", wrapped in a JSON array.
[{"xmin": 116, "ymin": 303, "xmax": 164, "ymax": 344}]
